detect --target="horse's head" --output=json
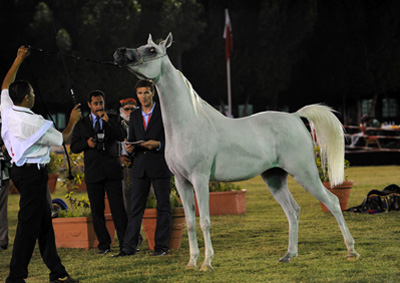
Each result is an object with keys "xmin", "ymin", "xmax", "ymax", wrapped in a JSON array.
[{"xmin": 113, "ymin": 33, "xmax": 173, "ymax": 81}]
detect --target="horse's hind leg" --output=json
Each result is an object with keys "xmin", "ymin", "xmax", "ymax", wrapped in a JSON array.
[
  {"xmin": 261, "ymin": 168, "xmax": 300, "ymax": 263},
  {"xmin": 174, "ymin": 175, "xmax": 200, "ymax": 269},
  {"xmin": 293, "ymin": 172, "xmax": 359, "ymax": 260}
]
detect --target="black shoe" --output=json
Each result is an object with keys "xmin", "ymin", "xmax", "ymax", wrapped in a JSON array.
[
  {"xmin": 97, "ymin": 248, "xmax": 110, "ymax": 255},
  {"xmin": 112, "ymin": 250, "xmax": 136, "ymax": 257},
  {"xmin": 50, "ymin": 276, "xmax": 79, "ymax": 283},
  {"xmin": 151, "ymin": 250, "xmax": 168, "ymax": 256}
]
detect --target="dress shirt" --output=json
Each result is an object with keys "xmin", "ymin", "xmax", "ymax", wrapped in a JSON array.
[
  {"xmin": 91, "ymin": 113, "xmax": 103, "ymax": 130},
  {"xmin": 141, "ymin": 102, "xmax": 161, "ymax": 151},
  {"xmin": 141, "ymin": 102, "xmax": 156, "ymax": 129},
  {"xmin": 0, "ymin": 89, "xmax": 62, "ymax": 166}
]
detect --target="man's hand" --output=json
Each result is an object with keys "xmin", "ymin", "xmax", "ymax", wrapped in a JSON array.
[
  {"xmin": 87, "ymin": 137, "xmax": 97, "ymax": 148},
  {"xmin": 2, "ymin": 46, "xmax": 31, "ymax": 90},
  {"xmin": 62, "ymin": 104, "xmax": 82, "ymax": 143},
  {"xmin": 125, "ymin": 138, "xmax": 135, "ymax": 153},
  {"xmin": 17, "ymin": 46, "xmax": 30, "ymax": 62},
  {"xmin": 120, "ymin": 155, "xmax": 131, "ymax": 166},
  {"xmin": 97, "ymin": 110, "xmax": 109, "ymax": 123},
  {"xmin": 141, "ymin": 140, "xmax": 160, "ymax": 150},
  {"xmin": 70, "ymin": 104, "xmax": 82, "ymax": 125}
]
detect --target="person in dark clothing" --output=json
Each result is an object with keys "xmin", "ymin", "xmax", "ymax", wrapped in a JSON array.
[
  {"xmin": 113, "ymin": 79, "xmax": 172, "ymax": 257},
  {"xmin": 70, "ymin": 90, "xmax": 128, "ymax": 254}
]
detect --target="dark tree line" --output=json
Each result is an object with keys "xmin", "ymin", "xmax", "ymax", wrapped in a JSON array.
[{"xmin": 1, "ymin": 0, "xmax": 399, "ymax": 123}]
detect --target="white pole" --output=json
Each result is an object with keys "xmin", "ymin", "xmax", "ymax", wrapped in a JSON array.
[{"xmin": 226, "ymin": 57, "xmax": 232, "ymax": 117}]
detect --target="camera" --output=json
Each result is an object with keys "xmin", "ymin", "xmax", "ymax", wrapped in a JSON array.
[{"xmin": 93, "ymin": 129, "xmax": 106, "ymax": 151}]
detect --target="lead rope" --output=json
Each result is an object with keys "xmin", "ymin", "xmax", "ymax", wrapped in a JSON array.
[{"xmin": 25, "ymin": 57, "xmax": 74, "ymax": 180}]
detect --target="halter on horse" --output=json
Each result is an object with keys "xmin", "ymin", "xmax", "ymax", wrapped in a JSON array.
[{"xmin": 114, "ymin": 33, "xmax": 359, "ymax": 271}]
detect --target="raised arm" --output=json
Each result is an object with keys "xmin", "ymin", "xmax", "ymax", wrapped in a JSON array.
[
  {"xmin": 62, "ymin": 104, "xmax": 82, "ymax": 143},
  {"xmin": 2, "ymin": 46, "xmax": 30, "ymax": 90}
]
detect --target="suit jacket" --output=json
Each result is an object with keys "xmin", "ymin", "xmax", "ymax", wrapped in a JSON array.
[
  {"xmin": 128, "ymin": 103, "xmax": 171, "ymax": 179},
  {"xmin": 70, "ymin": 113, "xmax": 126, "ymax": 183}
]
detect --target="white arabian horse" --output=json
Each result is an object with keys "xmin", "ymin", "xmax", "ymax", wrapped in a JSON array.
[{"xmin": 113, "ymin": 33, "xmax": 359, "ymax": 271}]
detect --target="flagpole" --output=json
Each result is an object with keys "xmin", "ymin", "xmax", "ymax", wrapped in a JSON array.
[
  {"xmin": 224, "ymin": 8, "xmax": 233, "ymax": 117},
  {"xmin": 226, "ymin": 57, "xmax": 232, "ymax": 117}
]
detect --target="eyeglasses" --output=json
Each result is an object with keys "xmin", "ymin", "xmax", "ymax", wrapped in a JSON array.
[{"xmin": 123, "ymin": 107, "xmax": 136, "ymax": 111}]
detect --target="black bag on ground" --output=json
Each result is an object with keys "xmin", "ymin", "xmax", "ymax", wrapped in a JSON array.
[{"xmin": 346, "ymin": 184, "xmax": 400, "ymax": 213}]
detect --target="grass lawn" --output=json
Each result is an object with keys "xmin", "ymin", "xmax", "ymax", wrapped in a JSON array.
[{"xmin": 1, "ymin": 166, "xmax": 399, "ymax": 282}]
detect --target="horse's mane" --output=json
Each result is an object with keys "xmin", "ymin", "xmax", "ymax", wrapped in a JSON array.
[{"xmin": 177, "ymin": 71, "xmax": 225, "ymax": 122}]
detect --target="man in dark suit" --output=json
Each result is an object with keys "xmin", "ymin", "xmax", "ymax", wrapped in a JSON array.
[
  {"xmin": 113, "ymin": 80, "xmax": 172, "ymax": 257},
  {"xmin": 70, "ymin": 90, "xmax": 128, "ymax": 254}
]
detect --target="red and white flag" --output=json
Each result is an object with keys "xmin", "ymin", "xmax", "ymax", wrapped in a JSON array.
[{"xmin": 223, "ymin": 9, "xmax": 233, "ymax": 61}]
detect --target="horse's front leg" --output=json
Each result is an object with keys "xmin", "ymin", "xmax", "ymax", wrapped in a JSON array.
[
  {"xmin": 193, "ymin": 176, "xmax": 214, "ymax": 271},
  {"xmin": 174, "ymin": 175, "xmax": 200, "ymax": 269}
]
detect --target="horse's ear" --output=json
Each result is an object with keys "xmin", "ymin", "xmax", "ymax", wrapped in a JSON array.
[
  {"xmin": 147, "ymin": 34, "xmax": 155, "ymax": 45},
  {"xmin": 161, "ymin": 32, "xmax": 173, "ymax": 49}
]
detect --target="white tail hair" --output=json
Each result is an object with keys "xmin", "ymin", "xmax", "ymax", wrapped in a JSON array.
[{"xmin": 297, "ymin": 104, "xmax": 345, "ymax": 187}]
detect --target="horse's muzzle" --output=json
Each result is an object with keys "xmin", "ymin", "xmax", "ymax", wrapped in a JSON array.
[{"xmin": 113, "ymin": 48, "xmax": 138, "ymax": 66}]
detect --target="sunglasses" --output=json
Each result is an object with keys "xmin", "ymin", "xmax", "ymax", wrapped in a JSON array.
[{"xmin": 123, "ymin": 107, "xmax": 136, "ymax": 111}]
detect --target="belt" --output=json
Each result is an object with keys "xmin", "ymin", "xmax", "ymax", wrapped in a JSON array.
[{"xmin": 18, "ymin": 163, "xmax": 47, "ymax": 169}]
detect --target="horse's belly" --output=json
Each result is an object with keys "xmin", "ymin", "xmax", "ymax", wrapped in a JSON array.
[{"xmin": 212, "ymin": 155, "xmax": 274, "ymax": 182}]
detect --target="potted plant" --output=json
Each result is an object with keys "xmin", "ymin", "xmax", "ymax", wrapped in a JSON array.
[
  {"xmin": 142, "ymin": 183, "xmax": 185, "ymax": 251},
  {"xmin": 315, "ymin": 146, "xmax": 353, "ymax": 212},
  {"xmin": 188, "ymin": 180, "xmax": 246, "ymax": 216},
  {"xmin": 51, "ymin": 151, "xmax": 115, "ymax": 249}
]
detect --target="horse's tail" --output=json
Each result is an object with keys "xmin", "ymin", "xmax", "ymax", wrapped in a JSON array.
[{"xmin": 296, "ymin": 104, "xmax": 345, "ymax": 187}]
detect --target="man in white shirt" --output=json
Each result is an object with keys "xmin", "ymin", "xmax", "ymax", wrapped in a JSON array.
[{"xmin": 1, "ymin": 46, "xmax": 81, "ymax": 283}]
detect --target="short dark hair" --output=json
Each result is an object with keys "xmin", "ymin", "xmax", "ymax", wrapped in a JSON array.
[
  {"xmin": 87, "ymin": 90, "xmax": 105, "ymax": 103},
  {"xmin": 9, "ymin": 80, "xmax": 31, "ymax": 104},
  {"xmin": 135, "ymin": 80, "xmax": 155, "ymax": 93}
]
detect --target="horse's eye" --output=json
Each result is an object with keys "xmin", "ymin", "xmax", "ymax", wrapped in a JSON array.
[{"xmin": 149, "ymin": 48, "xmax": 156, "ymax": 54}]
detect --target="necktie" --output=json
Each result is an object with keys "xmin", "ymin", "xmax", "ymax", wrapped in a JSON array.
[
  {"xmin": 143, "ymin": 113, "xmax": 152, "ymax": 130},
  {"xmin": 94, "ymin": 117, "xmax": 100, "ymax": 132}
]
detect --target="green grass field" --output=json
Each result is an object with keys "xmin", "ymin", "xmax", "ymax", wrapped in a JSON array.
[{"xmin": 1, "ymin": 166, "xmax": 399, "ymax": 282}]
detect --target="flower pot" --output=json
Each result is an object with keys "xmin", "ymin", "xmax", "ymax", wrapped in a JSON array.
[
  {"xmin": 194, "ymin": 190, "xmax": 247, "ymax": 216},
  {"xmin": 142, "ymin": 207, "xmax": 185, "ymax": 250},
  {"xmin": 48, "ymin": 173, "xmax": 59, "ymax": 193},
  {"xmin": 104, "ymin": 194, "xmax": 111, "ymax": 215},
  {"xmin": 52, "ymin": 215, "xmax": 115, "ymax": 249},
  {"xmin": 76, "ymin": 179, "xmax": 87, "ymax": 192},
  {"xmin": 320, "ymin": 181, "xmax": 354, "ymax": 212}
]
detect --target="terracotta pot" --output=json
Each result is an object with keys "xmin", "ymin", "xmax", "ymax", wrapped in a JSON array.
[
  {"xmin": 48, "ymin": 173, "xmax": 59, "ymax": 193},
  {"xmin": 194, "ymin": 190, "xmax": 247, "ymax": 216},
  {"xmin": 76, "ymin": 179, "xmax": 87, "ymax": 192},
  {"xmin": 142, "ymin": 207, "xmax": 185, "ymax": 250},
  {"xmin": 320, "ymin": 181, "xmax": 354, "ymax": 212},
  {"xmin": 9, "ymin": 180, "xmax": 18, "ymax": 194},
  {"xmin": 9, "ymin": 173, "xmax": 60, "ymax": 194},
  {"xmin": 104, "ymin": 194, "xmax": 111, "ymax": 215},
  {"xmin": 52, "ymin": 215, "xmax": 115, "ymax": 249}
]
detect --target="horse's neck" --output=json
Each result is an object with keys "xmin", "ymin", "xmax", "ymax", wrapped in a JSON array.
[{"xmin": 156, "ymin": 58, "xmax": 202, "ymax": 131}]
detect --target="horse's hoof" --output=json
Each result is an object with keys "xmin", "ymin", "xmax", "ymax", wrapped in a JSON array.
[
  {"xmin": 185, "ymin": 264, "xmax": 199, "ymax": 271},
  {"xmin": 279, "ymin": 256, "xmax": 291, "ymax": 263},
  {"xmin": 279, "ymin": 252, "xmax": 297, "ymax": 263},
  {"xmin": 200, "ymin": 264, "xmax": 214, "ymax": 272},
  {"xmin": 347, "ymin": 251, "xmax": 360, "ymax": 261}
]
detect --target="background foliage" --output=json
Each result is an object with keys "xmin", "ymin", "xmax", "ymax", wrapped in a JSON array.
[{"xmin": 1, "ymin": 0, "xmax": 400, "ymax": 120}]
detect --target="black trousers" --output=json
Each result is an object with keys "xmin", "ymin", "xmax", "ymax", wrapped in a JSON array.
[
  {"xmin": 86, "ymin": 178, "xmax": 128, "ymax": 251},
  {"xmin": 7, "ymin": 165, "xmax": 68, "ymax": 283},
  {"xmin": 122, "ymin": 176, "xmax": 172, "ymax": 254}
]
